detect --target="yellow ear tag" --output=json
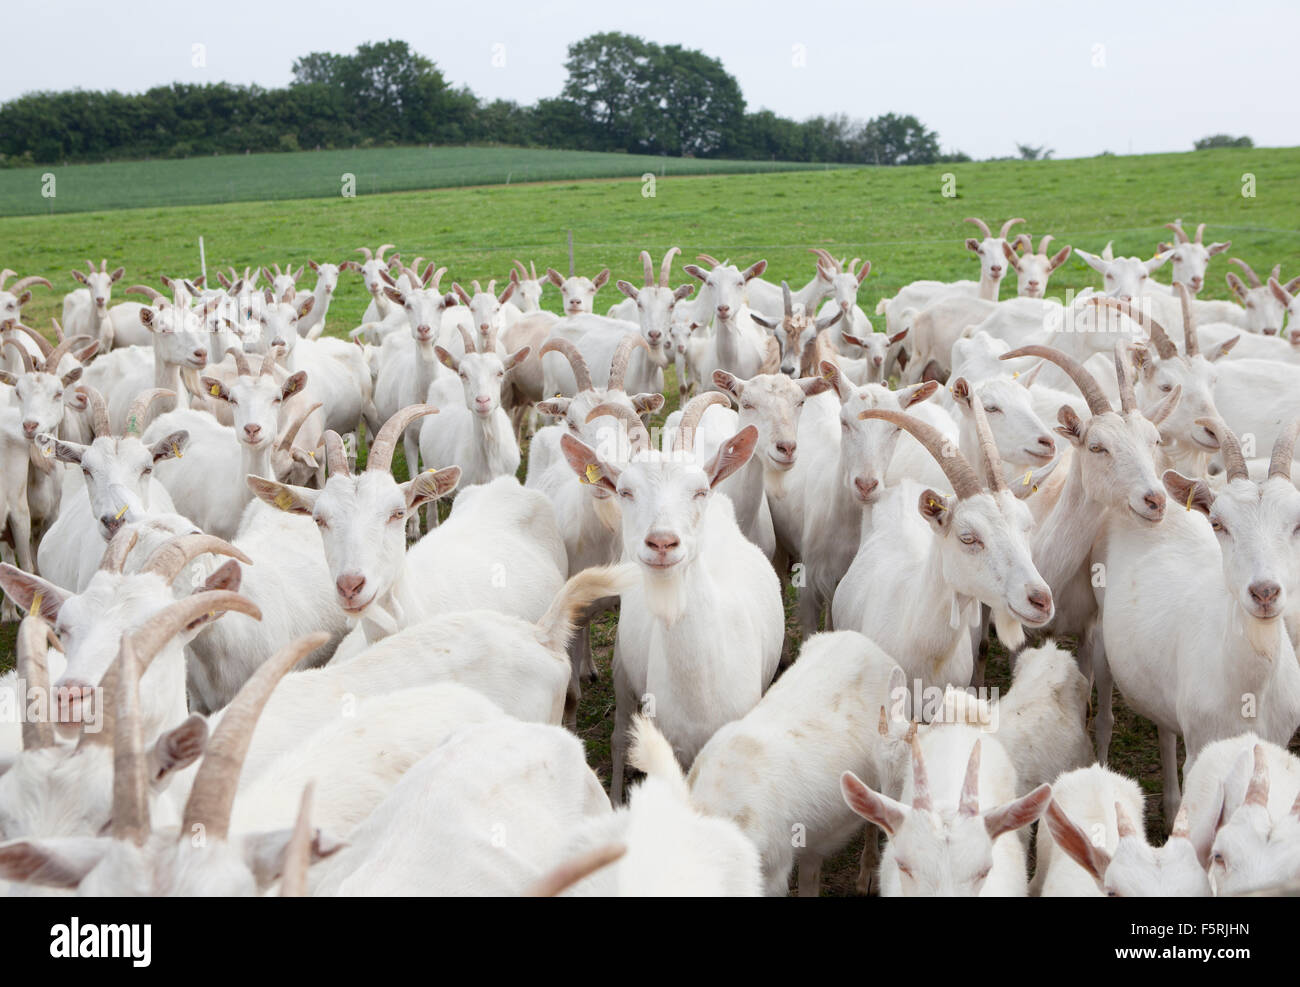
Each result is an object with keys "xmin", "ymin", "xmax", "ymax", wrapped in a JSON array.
[
  {"xmin": 821, "ymin": 366, "xmax": 834, "ymax": 382},
  {"xmin": 424, "ymin": 467, "xmax": 438, "ymax": 475},
  {"xmin": 173, "ymin": 443, "xmax": 182, "ymax": 459},
  {"xmin": 31, "ymin": 592, "xmax": 42, "ymax": 616},
  {"xmin": 210, "ymin": 384, "xmax": 220, "ymax": 396},
  {"xmin": 1186, "ymin": 487, "xmax": 1194, "ymax": 512},
  {"xmin": 583, "ymin": 464, "xmax": 601, "ymax": 485},
  {"xmin": 308, "ymin": 450, "xmax": 317, "ymax": 464},
  {"xmin": 1022, "ymin": 469, "xmax": 1033, "ymax": 487},
  {"xmin": 114, "ymin": 503, "xmax": 128, "ymax": 520},
  {"xmin": 927, "ymin": 498, "xmax": 939, "ymax": 509},
  {"xmin": 274, "ymin": 490, "xmax": 294, "ymax": 511},
  {"xmin": 1012, "ymin": 371, "xmax": 1020, "ymax": 379}
]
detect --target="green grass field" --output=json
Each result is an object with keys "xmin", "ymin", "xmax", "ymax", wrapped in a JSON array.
[
  {"xmin": 0, "ymin": 145, "xmax": 842, "ymax": 216},
  {"xmin": 2, "ymin": 144, "xmax": 1298, "ymax": 894}
]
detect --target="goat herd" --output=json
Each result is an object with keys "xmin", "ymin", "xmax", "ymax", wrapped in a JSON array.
[{"xmin": 1, "ymin": 215, "xmax": 1299, "ymax": 896}]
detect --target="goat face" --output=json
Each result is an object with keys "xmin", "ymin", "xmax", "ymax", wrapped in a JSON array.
[
  {"xmin": 831, "ymin": 377, "xmax": 938, "ymax": 505},
  {"xmin": 682, "ymin": 261, "xmax": 766, "ymax": 324},
  {"xmin": 548, "ymin": 268, "xmax": 610, "ymax": 315},
  {"xmin": 1076, "ymin": 250, "xmax": 1170, "ymax": 302},
  {"xmin": 141, "ymin": 306, "xmax": 210, "ymax": 371},
  {"xmin": 45, "ymin": 434, "xmax": 186, "ymax": 539},
  {"xmin": 959, "ymin": 378, "xmax": 1056, "ymax": 467},
  {"xmin": 714, "ymin": 371, "xmax": 827, "ymax": 474},
  {"xmin": 10, "ymin": 371, "xmax": 73, "ymax": 440},
  {"xmin": 385, "ymin": 285, "xmax": 453, "ymax": 346},
  {"xmin": 1131, "ymin": 348, "xmax": 1223, "ymax": 453},
  {"xmin": 965, "ymin": 236, "xmax": 1011, "ymax": 286},
  {"xmin": 1057, "ymin": 408, "xmax": 1168, "ymax": 523}
]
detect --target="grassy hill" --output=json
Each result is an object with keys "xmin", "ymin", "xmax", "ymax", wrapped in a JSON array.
[{"xmin": 0, "ymin": 144, "xmax": 841, "ymax": 216}]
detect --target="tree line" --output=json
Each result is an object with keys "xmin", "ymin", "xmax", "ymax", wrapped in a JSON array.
[{"xmin": 0, "ymin": 35, "xmax": 967, "ymax": 167}]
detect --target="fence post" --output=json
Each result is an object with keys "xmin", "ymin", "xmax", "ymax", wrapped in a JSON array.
[
  {"xmin": 567, "ymin": 229, "xmax": 575, "ymax": 277},
  {"xmin": 198, "ymin": 236, "xmax": 207, "ymax": 282}
]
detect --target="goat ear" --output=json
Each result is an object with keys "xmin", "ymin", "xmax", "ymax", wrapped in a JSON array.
[
  {"xmin": 984, "ymin": 783, "xmax": 1051, "ymax": 840},
  {"xmin": 403, "ymin": 466, "xmax": 461, "ymax": 511},
  {"xmin": 71, "ymin": 270, "xmax": 88, "ymax": 285},
  {"xmin": 712, "ymin": 370, "xmax": 742, "ymax": 398},
  {"xmin": 820, "ymin": 360, "xmax": 851, "ymax": 401},
  {"xmin": 750, "ymin": 312, "xmax": 777, "ymax": 330},
  {"xmin": 382, "ymin": 286, "xmax": 404, "ymax": 305},
  {"xmin": 434, "ymin": 345, "xmax": 457, "ymax": 370},
  {"xmin": 0, "ymin": 563, "xmax": 68, "ymax": 622},
  {"xmin": 1044, "ymin": 800, "xmax": 1110, "ymax": 884},
  {"xmin": 202, "ymin": 558, "xmax": 243, "ymax": 594},
  {"xmin": 1225, "ymin": 273, "xmax": 1248, "ymax": 302},
  {"xmin": 1157, "ymin": 242, "xmax": 1173, "ymax": 255},
  {"xmin": 673, "ymin": 283, "xmax": 695, "ymax": 302},
  {"xmin": 1205, "ymin": 335, "xmax": 1239, "ymax": 362},
  {"xmin": 535, "ymin": 398, "xmax": 569, "ymax": 418},
  {"xmin": 560, "ymin": 433, "xmax": 618, "ymax": 493},
  {"xmin": 888, "ymin": 327, "xmax": 910, "ymax": 346},
  {"xmin": 1268, "ymin": 277, "xmax": 1293, "ymax": 306},
  {"xmin": 1162, "ymin": 470, "xmax": 1213, "ymax": 516},
  {"xmin": 683, "ymin": 264, "xmax": 708, "ymax": 283},
  {"xmin": 60, "ymin": 367, "xmax": 83, "ymax": 388},
  {"xmin": 296, "ymin": 295, "xmax": 315, "ymax": 320},
  {"xmin": 1208, "ymin": 241, "xmax": 1231, "ymax": 257},
  {"xmin": 1055, "ymin": 405, "xmax": 1084, "ymax": 446},
  {"xmin": 1001, "ymin": 241, "xmax": 1022, "ymax": 270},
  {"xmin": 856, "ymin": 260, "xmax": 871, "ymax": 285},
  {"xmin": 900, "ymin": 380, "xmax": 939, "ymax": 408},
  {"xmin": 742, "ymin": 259, "xmax": 767, "ymax": 282},
  {"xmin": 592, "ymin": 268, "xmax": 611, "ymax": 290},
  {"xmin": 17, "ymin": 291, "xmax": 31, "ymax": 306},
  {"xmin": 616, "ymin": 280, "xmax": 639, "ymax": 302},
  {"xmin": 546, "ymin": 268, "xmax": 565, "ymax": 288},
  {"xmin": 505, "ymin": 346, "xmax": 530, "ymax": 372},
  {"xmin": 243, "ymin": 826, "xmax": 346, "ymax": 889},
  {"xmin": 149, "ymin": 714, "xmax": 208, "ymax": 787},
  {"xmin": 308, "ymin": 259, "xmax": 320, "ymax": 273},
  {"xmin": 148, "ymin": 430, "xmax": 189, "ymax": 464},
  {"xmin": 247, "ymin": 475, "xmax": 318, "ymax": 516},
  {"xmin": 840, "ymin": 771, "xmax": 907, "ymax": 836},
  {"xmin": 41, "ymin": 435, "xmax": 86, "ymax": 465},
  {"xmin": 841, "ymin": 332, "xmax": 867, "ymax": 347},
  {"xmin": 281, "ymin": 371, "xmax": 308, "ymax": 400},
  {"xmin": 1145, "ymin": 252, "xmax": 1171, "ymax": 273},
  {"xmin": 950, "ymin": 376, "xmax": 973, "ymax": 411},
  {"xmin": 497, "ymin": 280, "xmax": 516, "ymax": 304},
  {"xmin": 798, "ymin": 375, "xmax": 831, "ymax": 397},
  {"xmin": 704, "ymin": 426, "xmax": 758, "ymax": 488},
  {"xmin": 1074, "ymin": 248, "xmax": 1106, "ymax": 274},
  {"xmin": 201, "ymin": 376, "xmax": 230, "ymax": 402},
  {"xmin": 0, "ymin": 370, "xmax": 14, "ymax": 387},
  {"xmin": 139, "ymin": 306, "xmax": 158, "ymax": 331},
  {"xmin": 1049, "ymin": 245, "xmax": 1072, "ymax": 271},
  {"xmin": 453, "ymin": 283, "xmax": 473, "ymax": 307},
  {"xmin": 631, "ymin": 392, "xmax": 664, "ymax": 415},
  {"xmin": 0, "ymin": 837, "xmax": 109, "ymax": 889},
  {"xmin": 965, "ymin": 238, "xmax": 981, "ymax": 254},
  {"xmin": 917, "ymin": 489, "xmax": 951, "ymax": 531}
]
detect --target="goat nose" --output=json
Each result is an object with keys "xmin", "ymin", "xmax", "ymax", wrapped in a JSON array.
[
  {"xmin": 1144, "ymin": 490, "xmax": 1166, "ymax": 515},
  {"xmin": 1026, "ymin": 587, "xmax": 1052, "ymax": 613},
  {"xmin": 1250, "ymin": 582, "xmax": 1281, "ymax": 607},
  {"xmin": 1038, "ymin": 435, "xmax": 1056, "ymax": 454},
  {"xmin": 1028, "ymin": 280, "xmax": 1040, "ymax": 288},
  {"xmin": 873, "ymin": 356, "xmax": 883, "ymax": 367},
  {"xmin": 990, "ymin": 265, "xmax": 1002, "ymax": 276},
  {"xmin": 775, "ymin": 440, "xmax": 796, "ymax": 458},
  {"xmin": 644, "ymin": 532, "xmax": 680, "ymax": 553},
  {"xmin": 100, "ymin": 513, "xmax": 125, "ymax": 536},
  {"xmin": 336, "ymin": 573, "xmax": 366, "ymax": 601},
  {"xmin": 648, "ymin": 330, "xmax": 661, "ymax": 341},
  {"xmin": 22, "ymin": 420, "xmax": 38, "ymax": 437},
  {"xmin": 243, "ymin": 423, "xmax": 262, "ymax": 441},
  {"xmin": 1264, "ymin": 328, "xmax": 1279, "ymax": 336},
  {"xmin": 193, "ymin": 348, "xmax": 207, "ymax": 361},
  {"xmin": 854, "ymin": 477, "xmax": 879, "ymax": 499}
]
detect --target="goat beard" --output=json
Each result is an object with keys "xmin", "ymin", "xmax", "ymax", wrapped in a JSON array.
[
  {"xmin": 763, "ymin": 465, "xmax": 788, "ymax": 499},
  {"xmin": 641, "ymin": 566, "xmax": 688, "ymax": 626},
  {"xmin": 992, "ymin": 608, "xmax": 1026, "ymax": 651},
  {"xmin": 1242, "ymin": 609, "xmax": 1282, "ymax": 658}
]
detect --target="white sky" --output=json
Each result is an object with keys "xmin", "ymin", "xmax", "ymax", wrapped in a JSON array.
[{"xmin": 3, "ymin": 0, "xmax": 1293, "ymax": 160}]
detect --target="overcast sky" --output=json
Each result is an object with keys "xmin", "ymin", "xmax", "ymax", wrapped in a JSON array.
[{"xmin": 5, "ymin": 0, "xmax": 1293, "ymax": 160}]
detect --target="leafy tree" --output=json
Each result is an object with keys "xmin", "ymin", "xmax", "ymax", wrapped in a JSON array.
[
  {"xmin": 858, "ymin": 113, "xmax": 940, "ymax": 165},
  {"xmin": 1015, "ymin": 143, "xmax": 1054, "ymax": 160},
  {"xmin": 1194, "ymin": 133, "xmax": 1253, "ymax": 150}
]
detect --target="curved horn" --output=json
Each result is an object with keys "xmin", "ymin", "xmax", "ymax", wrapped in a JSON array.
[
  {"xmin": 969, "ymin": 393, "xmax": 1008, "ymax": 493},
  {"xmin": 524, "ymin": 843, "xmax": 627, "ymax": 897},
  {"xmin": 43, "ymin": 333, "xmax": 93, "ymax": 374},
  {"xmin": 1174, "ymin": 283, "xmax": 1198, "ymax": 357},
  {"xmin": 78, "ymin": 384, "xmax": 112, "ymax": 438},
  {"xmin": 125, "ymin": 284, "xmax": 166, "ymax": 304},
  {"xmin": 1092, "ymin": 296, "xmax": 1178, "ymax": 361},
  {"xmin": 1244, "ymin": 744, "xmax": 1270, "ymax": 808},
  {"xmin": 10, "ymin": 322, "xmax": 54, "ymax": 359},
  {"xmin": 512, "ymin": 259, "xmax": 529, "ymax": 280},
  {"xmin": 85, "ymin": 259, "xmax": 98, "ymax": 274},
  {"xmin": 17, "ymin": 617, "xmax": 57, "ymax": 750},
  {"xmin": 355, "ymin": 246, "xmax": 373, "ymax": 262},
  {"xmin": 639, "ymin": 250, "xmax": 654, "ymax": 287},
  {"xmin": 958, "ymin": 739, "xmax": 982, "ymax": 816},
  {"xmin": 1037, "ymin": 234, "xmax": 1055, "ymax": 257},
  {"xmin": 9, "ymin": 276, "xmax": 52, "ymax": 294},
  {"xmin": 1196, "ymin": 417, "xmax": 1248, "ymax": 482},
  {"xmin": 3, "ymin": 338, "xmax": 34, "ymax": 375},
  {"xmin": 455, "ymin": 323, "xmax": 476, "ymax": 356},
  {"xmin": 367, "ymin": 405, "xmax": 438, "ymax": 474},
  {"xmin": 226, "ymin": 346, "xmax": 250, "ymax": 378},
  {"xmin": 673, "ymin": 392, "xmax": 731, "ymax": 454},
  {"xmin": 1000, "ymin": 344, "xmax": 1112, "ymax": 417},
  {"xmin": 1268, "ymin": 420, "xmax": 1300, "ymax": 482},
  {"xmin": 1194, "ymin": 223, "xmax": 1206, "ymax": 244},
  {"xmin": 585, "ymin": 402, "xmax": 650, "ymax": 450},
  {"xmin": 323, "ymin": 430, "xmax": 350, "ymax": 477},
  {"xmin": 696, "ymin": 253, "xmax": 722, "ymax": 268},
  {"xmin": 277, "ymin": 401, "xmax": 322, "ymax": 454},
  {"xmin": 122, "ymin": 388, "xmax": 174, "ymax": 436},
  {"xmin": 111, "ymin": 633, "xmax": 151, "ymax": 845},
  {"xmin": 607, "ymin": 334, "xmax": 648, "ymax": 392},
  {"xmin": 659, "ymin": 247, "xmax": 680, "ymax": 288},
  {"xmin": 539, "ymin": 337, "xmax": 593, "ymax": 393},
  {"xmin": 82, "ymin": 591, "xmax": 263, "ymax": 751},
  {"xmin": 182, "ymin": 632, "xmax": 330, "ymax": 842},
  {"xmin": 1115, "ymin": 345, "xmax": 1138, "ymax": 416},
  {"xmin": 1228, "ymin": 257, "xmax": 1262, "ymax": 287},
  {"xmin": 809, "ymin": 247, "xmax": 841, "ymax": 273},
  {"xmin": 781, "ymin": 281, "xmax": 793, "ymax": 319},
  {"xmin": 140, "ymin": 533, "xmax": 253, "ymax": 584},
  {"xmin": 1164, "ymin": 219, "xmax": 1190, "ymax": 244},
  {"xmin": 280, "ymin": 782, "xmax": 317, "ymax": 897},
  {"xmin": 964, "ymin": 217, "xmax": 992, "ymax": 238},
  {"xmin": 260, "ymin": 350, "xmax": 277, "ymax": 377},
  {"xmin": 858, "ymin": 409, "xmax": 983, "ymax": 498},
  {"xmin": 999, "ymin": 218, "xmax": 1026, "ymax": 239},
  {"xmin": 99, "ymin": 528, "xmax": 140, "ymax": 574},
  {"xmin": 375, "ymin": 244, "xmax": 395, "ymax": 264},
  {"xmin": 910, "ymin": 736, "xmax": 932, "ymax": 812}
]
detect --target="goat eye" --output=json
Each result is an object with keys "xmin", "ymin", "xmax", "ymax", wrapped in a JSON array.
[
  {"xmin": 1159, "ymin": 384, "xmax": 1172, "ymax": 392},
  {"xmin": 959, "ymin": 533, "xmax": 979, "ymax": 547},
  {"xmin": 315, "ymin": 517, "xmax": 328, "ymax": 529},
  {"xmin": 984, "ymin": 406, "xmax": 1000, "ymax": 414},
  {"xmin": 1089, "ymin": 444, "xmax": 1106, "ymax": 454},
  {"xmin": 388, "ymin": 510, "xmax": 404, "ymax": 523},
  {"xmin": 618, "ymin": 489, "xmax": 633, "ymax": 500},
  {"xmin": 1106, "ymin": 889, "xmax": 1119, "ymax": 898},
  {"xmin": 694, "ymin": 489, "xmax": 708, "ymax": 499}
]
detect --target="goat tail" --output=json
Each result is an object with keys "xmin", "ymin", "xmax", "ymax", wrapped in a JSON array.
[
  {"xmin": 874, "ymin": 297, "xmax": 888, "ymax": 315},
  {"xmin": 537, "ymin": 563, "xmax": 637, "ymax": 655},
  {"xmin": 628, "ymin": 713, "xmax": 688, "ymax": 797}
]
